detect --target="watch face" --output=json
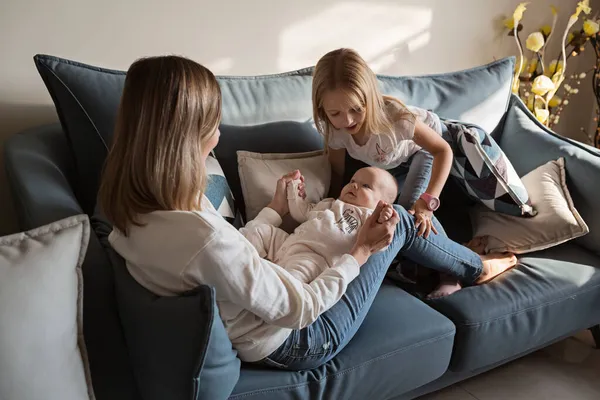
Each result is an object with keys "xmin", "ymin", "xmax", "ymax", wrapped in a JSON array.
[{"xmin": 429, "ymin": 197, "xmax": 440, "ymax": 211}]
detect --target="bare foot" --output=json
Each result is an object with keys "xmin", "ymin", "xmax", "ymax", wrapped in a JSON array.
[
  {"xmin": 427, "ymin": 274, "xmax": 462, "ymax": 299},
  {"xmin": 464, "ymin": 236, "xmax": 488, "ymax": 255},
  {"xmin": 475, "ymin": 253, "xmax": 518, "ymax": 284}
]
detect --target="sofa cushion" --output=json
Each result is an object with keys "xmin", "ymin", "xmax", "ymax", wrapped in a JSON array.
[
  {"xmin": 230, "ymin": 284, "xmax": 455, "ymax": 400},
  {"xmin": 497, "ymin": 95, "xmax": 600, "ymax": 255},
  {"xmin": 215, "ymin": 121, "xmax": 324, "ymax": 217},
  {"xmin": 0, "ymin": 215, "xmax": 94, "ymax": 400},
  {"xmin": 471, "ymin": 158, "xmax": 589, "ymax": 254},
  {"xmin": 237, "ymin": 150, "xmax": 330, "ymax": 223},
  {"xmin": 428, "ymin": 243, "xmax": 600, "ymax": 372},
  {"xmin": 33, "ymin": 54, "xmax": 514, "ymax": 215},
  {"xmin": 94, "ymin": 215, "xmax": 241, "ymax": 400}
]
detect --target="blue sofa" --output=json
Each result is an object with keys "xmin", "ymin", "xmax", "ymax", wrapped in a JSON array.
[{"xmin": 4, "ymin": 54, "xmax": 600, "ymax": 400}]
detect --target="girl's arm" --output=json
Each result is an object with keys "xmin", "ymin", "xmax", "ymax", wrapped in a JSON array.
[
  {"xmin": 412, "ymin": 121, "xmax": 452, "ymax": 200},
  {"xmin": 328, "ymin": 148, "xmax": 346, "ymax": 197}
]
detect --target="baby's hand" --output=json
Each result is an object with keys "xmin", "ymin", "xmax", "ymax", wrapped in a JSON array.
[
  {"xmin": 377, "ymin": 205, "xmax": 394, "ymax": 224},
  {"xmin": 284, "ymin": 170, "xmax": 306, "ymax": 199}
]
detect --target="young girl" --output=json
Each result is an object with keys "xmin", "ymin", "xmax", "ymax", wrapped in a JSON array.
[
  {"xmin": 312, "ymin": 48, "xmax": 458, "ymax": 296},
  {"xmin": 99, "ymin": 55, "xmax": 515, "ymax": 371}
]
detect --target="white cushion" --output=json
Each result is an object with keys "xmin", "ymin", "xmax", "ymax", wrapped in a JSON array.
[
  {"xmin": 470, "ymin": 158, "xmax": 589, "ymax": 254},
  {"xmin": 0, "ymin": 215, "xmax": 94, "ymax": 400},
  {"xmin": 237, "ymin": 150, "xmax": 331, "ymax": 230}
]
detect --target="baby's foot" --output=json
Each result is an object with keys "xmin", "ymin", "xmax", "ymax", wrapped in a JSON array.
[
  {"xmin": 475, "ymin": 253, "xmax": 518, "ymax": 284},
  {"xmin": 464, "ymin": 236, "xmax": 488, "ymax": 255},
  {"xmin": 427, "ymin": 275, "xmax": 462, "ymax": 299}
]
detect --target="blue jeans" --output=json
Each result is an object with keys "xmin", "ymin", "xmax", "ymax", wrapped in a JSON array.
[
  {"xmin": 261, "ymin": 205, "xmax": 482, "ymax": 371},
  {"xmin": 393, "ymin": 149, "xmax": 433, "ymax": 209}
]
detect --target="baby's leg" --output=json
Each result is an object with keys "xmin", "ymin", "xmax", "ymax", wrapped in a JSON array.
[{"xmin": 241, "ymin": 223, "xmax": 289, "ymax": 262}]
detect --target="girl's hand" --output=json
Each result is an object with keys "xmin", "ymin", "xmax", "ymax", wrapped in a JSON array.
[
  {"xmin": 409, "ymin": 199, "xmax": 438, "ymax": 238},
  {"xmin": 351, "ymin": 201, "xmax": 399, "ymax": 266},
  {"xmin": 267, "ymin": 170, "xmax": 302, "ymax": 216}
]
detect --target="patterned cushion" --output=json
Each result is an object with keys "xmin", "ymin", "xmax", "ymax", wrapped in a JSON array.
[
  {"xmin": 441, "ymin": 121, "xmax": 536, "ymax": 217},
  {"xmin": 205, "ymin": 154, "xmax": 243, "ymax": 227}
]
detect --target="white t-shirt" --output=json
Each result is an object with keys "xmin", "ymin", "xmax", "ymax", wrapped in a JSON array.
[
  {"xmin": 108, "ymin": 197, "xmax": 360, "ymax": 362},
  {"xmin": 328, "ymin": 102, "xmax": 443, "ymax": 169}
]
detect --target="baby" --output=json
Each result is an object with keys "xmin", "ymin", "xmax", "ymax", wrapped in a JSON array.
[{"xmin": 240, "ymin": 167, "xmax": 399, "ymax": 283}]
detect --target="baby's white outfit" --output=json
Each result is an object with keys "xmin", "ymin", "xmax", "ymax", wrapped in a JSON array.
[{"xmin": 242, "ymin": 183, "xmax": 373, "ymax": 283}]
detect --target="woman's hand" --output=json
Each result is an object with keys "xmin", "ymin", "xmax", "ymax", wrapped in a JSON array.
[
  {"xmin": 409, "ymin": 199, "xmax": 438, "ymax": 238},
  {"xmin": 351, "ymin": 201, "xmax": 399, "ymax": 266},
  {"xmin": 267, "ymin": 170, "xmax": 304, "ymax": 217}
]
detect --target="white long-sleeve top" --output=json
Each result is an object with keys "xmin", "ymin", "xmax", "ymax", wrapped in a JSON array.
[{"xmin": 108, "ymin": 196, "xmax": 361, "ymax": 362}]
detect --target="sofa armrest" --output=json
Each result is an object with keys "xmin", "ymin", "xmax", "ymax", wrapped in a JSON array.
[
  {"xmin": 498, "ymin": 96, "xmax": 600, "ymax": 255},
  {"xmin": 4, "ymin": 124, "xmax": 142, "ymax": 400}
]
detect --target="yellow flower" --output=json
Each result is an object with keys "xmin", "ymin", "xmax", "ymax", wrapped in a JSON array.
[
  {"xmin": 569, "ymin": 0, "xmax": 592, "ymax": 28},
  {"xmin": 532, "ymin": 75, "xmax": 555, "ymax": 96},
  {"xmin": 548, "ymin": 96, "xmax": 562, "ymax": 108},
  {"xmin": 534, "ymin": 107, "xmax": 550, "ymax": 124},
  {"xmin": 513, "ymin": 3, "xmax": 529, "ymax": 25},
  {"xmin": 526, "ymin": 32, "xmax": 545, "ymax": 52},
  {"xmin": 551, "ymin": 5, "xmax": 559, "ymax": 16},
  {"xmin": 540, "ymin": 25, "xmax": 552, "ymax": 36},
  {"xmin": 527, "ymin": 58, "xmax": 538, "ymax": 74},
  {"xmin": 504, "ymin": 17, "xmax": 515, "ymax": 30},
  {"xmin": 574, "ymin": 0, "xmax": 592, "ymax": 18},
  {"xmin": 584, "ymin": 20, "xmax": 599, "ymax": 36},
  {"xmin": 547, "ymin": 59, "xmax": 564, "ymax": 76}
]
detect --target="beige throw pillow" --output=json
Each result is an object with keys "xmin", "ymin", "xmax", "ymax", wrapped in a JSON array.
[
  {"xmin": 0, "ymin": 215, "xmax": 95, "ymax": 400},
  {"xmin": 237, "ymin": 150, "xmax": 331, "ymax": 229},
  {"xmin": 470, "ymin": 158, "xmax": 589, "ymax": 254}
]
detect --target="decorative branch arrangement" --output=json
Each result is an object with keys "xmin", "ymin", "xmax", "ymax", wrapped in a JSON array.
[{"xmin": 502, "ymin": 1, "xmax": 600, "ymax": 148}]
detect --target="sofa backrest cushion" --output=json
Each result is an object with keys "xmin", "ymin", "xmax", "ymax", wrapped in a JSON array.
[
  {"xmin": 34, "ymin": 54, "xmax": 514, "ymax": 214},
  {"xmin": 497, "ymin": 95, "xmax": 600, "ymax": 255}
]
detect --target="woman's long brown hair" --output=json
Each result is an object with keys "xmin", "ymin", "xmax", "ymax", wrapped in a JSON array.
[{"xmin": 98, "ymin": 55, "xmax": 222, "ymax": 235}]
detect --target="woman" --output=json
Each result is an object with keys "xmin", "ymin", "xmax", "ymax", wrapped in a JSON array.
[{"xmin": 98, "ymin": 55, "xmax": 516, "ymax": 371}]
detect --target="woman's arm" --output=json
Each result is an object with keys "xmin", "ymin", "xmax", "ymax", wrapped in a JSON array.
[
  {"xmin": 328, "ymin": 148, "xmax": 346, "ymax": 197},
  {"xmin": 412, "ymin": 120, "xmax": 452, "ymax": 200}
]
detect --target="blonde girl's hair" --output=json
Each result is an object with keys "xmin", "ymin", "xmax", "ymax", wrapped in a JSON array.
[
  {"xmin": 311, "ymin": 48, "xmax": 413, "ymax": 151},
  {"xmin": 98, "ymin": 55, "xmax": 222, "ymax": 235}
]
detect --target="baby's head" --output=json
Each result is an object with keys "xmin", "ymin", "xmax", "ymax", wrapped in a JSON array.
[{"xmin": 339, "ymin": 167, "xmax": 398, "ymax": 209}]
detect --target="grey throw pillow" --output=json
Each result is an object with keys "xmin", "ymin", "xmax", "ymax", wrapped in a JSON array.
[{"xmin": 92, "ymin": 214, "xmax": 241, "ymax": 400}]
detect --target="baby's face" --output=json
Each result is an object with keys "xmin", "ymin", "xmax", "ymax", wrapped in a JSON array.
[{"xmin": 339, "ymin": 168, "xmax": 392, "ymax": 209}]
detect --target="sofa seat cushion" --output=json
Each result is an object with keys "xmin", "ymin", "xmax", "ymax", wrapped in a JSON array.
[
  {"xmin": 230, "ymin": 284, "xmax": 455, "ymax": 400},
  {"xmin": 428, "ymin": 243, "xmax": 600, "ymax": 372}
]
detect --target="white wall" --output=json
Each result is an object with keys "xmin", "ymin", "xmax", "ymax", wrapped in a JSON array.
[{"xmin": 0, "ymin": 0, "xmax": 596, "ymax": 234}]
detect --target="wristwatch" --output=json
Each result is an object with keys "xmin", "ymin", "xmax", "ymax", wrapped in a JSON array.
[{"xmin": 419, "ymin": 193, "xmax": 440, "ymax": 211}]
